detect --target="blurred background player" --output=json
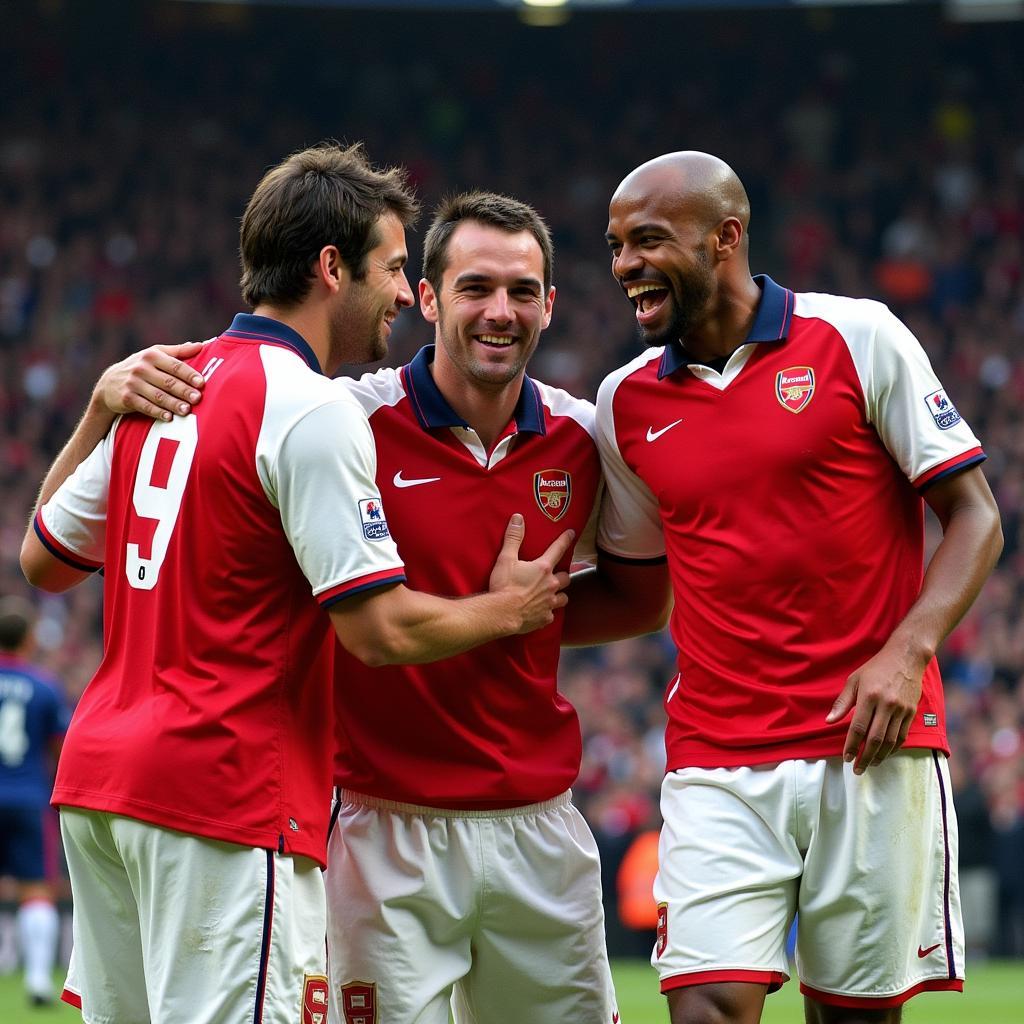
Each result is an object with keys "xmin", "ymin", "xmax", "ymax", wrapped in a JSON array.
[
  {"xmin": 19, "ymin": 144, "xmax": 573, "ymax": 1024},
  {"xmin": 97, "ymin": 191, "xmax": 671, "ymax": 1024},
  {"xmin": 0, "ymin": 597, "xmax": 68, "ymax": 1008},
  {"xmin": 592, "ymin": 150, "xmax": 1002, "ymax": 1023}
]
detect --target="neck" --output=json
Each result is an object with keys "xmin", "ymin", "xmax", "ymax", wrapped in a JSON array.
[
  {"xmin": 430, "ymin": 357, "xmax": 523, "ymax": 453},
  {"xmin": 679, "ymin": 274, "xmax": 762, "ymax": 364},
  {"xmin": 252, "ymin": 303, "xmax": 334, "ymax": 375}
]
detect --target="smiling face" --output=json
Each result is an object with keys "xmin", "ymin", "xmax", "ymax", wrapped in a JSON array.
[
  {"xmin": 605, "ymin": 174, "xmax": 718, "ymax": 349},
  {"xmin": 330, "ymin": 211, "xmax": 414, "ymax": 364},
  {"xmin": 419, "ymin": 220, "xmax": 554, "ymax": 391}
]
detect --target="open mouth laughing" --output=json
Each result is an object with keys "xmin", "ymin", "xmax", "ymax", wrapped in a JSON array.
[{"xmin": 626, "ymin": 282, "xmax": 670, "ymax": 326}]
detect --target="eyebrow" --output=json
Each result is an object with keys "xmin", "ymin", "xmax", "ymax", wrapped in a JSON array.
[
  {"xmin": 605, "ymin": 222, "xmax": 666, "ymax": 242},
  {"xmin": 452, "ymin": 273, "xmax": 542, "ymax": 290}
]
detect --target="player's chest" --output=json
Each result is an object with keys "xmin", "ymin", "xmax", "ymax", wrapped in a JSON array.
[
  {"xmin": 619, "ymin": 343, "xmax": 878, "ymax": 508},
  {"xmin": 372, "ymin": 423, "xmax": 600, "ymax": 563}
]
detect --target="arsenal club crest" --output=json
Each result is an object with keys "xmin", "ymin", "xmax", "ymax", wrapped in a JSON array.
[
  {"xmin": 340, "ymin": 981, "xmax": 377, "ymax": 1024},
  {"xmin": 301, "ymin": 975, "xmax": 329, "ymax": 1024},
  {"xmin": 534, "ymin": 469, "xmax": 572, "ymax": 522},
  {"xmin": 776, "ymin": 366, "xmax": 815, "ymax": 413}
]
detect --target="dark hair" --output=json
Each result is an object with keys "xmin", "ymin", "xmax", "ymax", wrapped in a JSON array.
[
  {"xmin": 0, "ymin": 596, "xmax": 34, "ymax": 652},
  {"xmin": 422, "ymin": 191, "xmax": 554, "ymax": 292},
  {"xmin": 239, "ymin": 142, "xmax": 420, "ymax": 308}
]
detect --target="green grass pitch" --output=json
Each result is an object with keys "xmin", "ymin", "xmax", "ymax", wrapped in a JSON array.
[
  {"xmin": 0, "ymin": 960, "xmax": 1020, "ymax": 1022},
  {"xmin": 611, "ymin": 959, "xmax": 1024, "ymax": 1022}
]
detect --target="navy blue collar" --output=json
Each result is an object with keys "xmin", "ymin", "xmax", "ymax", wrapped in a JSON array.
[
  {"xmin": 402, "ymin": 346, "xmax": 546, "ymax": 435},
  {"xmin": 658, "ymin": 275, "xmax": 794, "ymax": 379},
  {"xmin": 224, "ymin": 313, "xmax": 323, "ymax": 375}
]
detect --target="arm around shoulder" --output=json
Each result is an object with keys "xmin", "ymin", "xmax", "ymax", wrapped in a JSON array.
[
  {"xmin": 329, "ymin": 514, "xmax": 575, "ymax": 666},
  {"xmin": 562, "ymin": 554, "xmax": 672, "ymax": 647}
]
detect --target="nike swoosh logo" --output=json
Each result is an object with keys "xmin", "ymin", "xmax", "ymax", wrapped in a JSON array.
[
  {"xmin": 646, "ymin": 419, "xmax": 683, "ymax": 442},
  {"xmin": 917, "ymin": 943, "xmax": 941, "ymax": 958},
  {"xmin": 393, "ymin": 471, "xmax": 442, "ymax": 489}
]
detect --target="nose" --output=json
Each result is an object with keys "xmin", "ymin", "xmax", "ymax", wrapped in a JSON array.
[
  {"xmin": 396, "ymin": 270, "xmax": 414, "ymax": 308},
  {"xmin": 484, "ymin": 288, "xmax": 513, "ymax": 324},
  {"xmin": 612, "ymin": 243, "xmax": 643, "ymax": 281}
]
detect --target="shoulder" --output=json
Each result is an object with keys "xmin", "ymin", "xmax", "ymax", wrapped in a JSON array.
[
  {"xmin": 255, "ymin": 354, "xmax": 377, "ymax": 464},
  {"xmin": 532, "ymin": 379, "xmax": 596, "ymax": 437},
  {"xmin": 259, "ymin": 350, "xmax": 368, "ymax": 423},
  {"xmin": 596, "ymin": 349, "xmax": 663, "ymax": 416},
  {"xmin": 338, "ymin": 365, "xmax": 406, "ymax": 418},
  {"xmin": 793, "ymin": 291, "xmax": 898, "ymax": 338}
]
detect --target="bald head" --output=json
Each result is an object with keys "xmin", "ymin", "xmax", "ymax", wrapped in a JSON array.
[
  {"xmin": 605, "ymin": 151, "xmax": 759, "ymax": 354},
  {"xmin": 612, "ymin": 151, "xmax": 750, "ymax": 236}
]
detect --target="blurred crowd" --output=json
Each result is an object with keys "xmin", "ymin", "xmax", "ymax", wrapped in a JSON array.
[{"xmin": 1, "ymin": 1, "xmax": 1022, "ymax": 957}]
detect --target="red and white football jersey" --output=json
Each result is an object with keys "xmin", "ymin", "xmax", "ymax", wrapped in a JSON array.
[
  {"xmin": 596, "ymin": 277, "xmax": 984, "ymax": 769},
  {"xmin": 37, "ymin": 314, "xmax": 405, "ymax": 864},
  {"xmin": 333, "ymin": 346, "xmax": 602, "ymax": 808}
]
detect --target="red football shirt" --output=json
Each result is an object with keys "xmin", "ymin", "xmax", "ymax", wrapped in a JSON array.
[
  {"xmin": 38, "ymin": 314, "xmax": 405, "ymax": 863},
  {"xmin": 596, "ymin": 278, "xmax": 984, "ymax": 769},
  {"xmin": 333, "ymin": 347, "xmax": 602, "ymax": 808}
]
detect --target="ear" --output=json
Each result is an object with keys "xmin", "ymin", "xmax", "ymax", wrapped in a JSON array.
[
  {"xmin": 541, "ymin": 285, "xmax": 556, "ymax": 330},
  {"xmin": 315, "ymin": 245, "xmax": 348, "ymax": 294},
  {"xmin": 419, "ymin": 278, "xmax": 439, "ymax": 324},
  {"xmin": 714, "ymin": 217, "xmax": 744, "ymax": 262}
]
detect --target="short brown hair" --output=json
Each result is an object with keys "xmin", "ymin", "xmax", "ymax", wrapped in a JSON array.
[
  {"xmin": 422, "ymin": 191, "xmax": 553, "ymax": 292},
  {"xmin": 240, "ymin": 142, "xmax": 419, "ymax": 308},
  {"xmin": 0, "ymin": 596, "xmax": 34, "ymax": 652}
]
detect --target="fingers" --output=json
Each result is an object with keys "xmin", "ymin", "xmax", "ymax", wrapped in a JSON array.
[
  {"xmin": 163, "ymin": 341, "xmax": 207, "ymax": 360},
  {"xmin": 851, "ymin": 710, "xmax": 885, "ymax": 775},
  {"xmin": 499, "ymin": 514, "xmax": 526, "ymax": 559},
  {"xmin": 843, "ymin": 706, "xmax": 872, "ymax": 772},
  {"xmin": 124, "ymin": 389, "xmax": 180, "ymax": 423},
  {"xmin": 143, "ymin": 350, "xmax": 205, "ymax": 403},
  {"xmin": 539, "ymin": 528, "xmax": 576, "ymax": 568},
  {"xmin": 825, "ymin": 676, "xmax": 857, "ymax": 724},
  {"xmin": 847, "ymin": 702, "xmax": 917, "ymax": 774},
  {"xmin": 105, "ymin": 346, "xmax": 207, "ymax": 420},
  {"xmin": 869, "ymin": 709, "xmax": 916, "ymax": 768}
]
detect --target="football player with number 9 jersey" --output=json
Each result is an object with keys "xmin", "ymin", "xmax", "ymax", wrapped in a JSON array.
[{"xmin": 20, "ymin": 146, "xmax": 573, "ymax": 1024}]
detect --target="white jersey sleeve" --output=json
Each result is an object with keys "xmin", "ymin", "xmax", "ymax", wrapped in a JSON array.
[
  {"xmin": 37, "ymin": 421, "xmax": 119, "ymax": 567},
  {"xmin": 594, "ymin": 358, "xmax": 666, "ymax": 561},
  {"xmin": 795, "ymin": 294, "xmax": 983, "ymax": 486},
  {"xmin": 256, "ymin": 348, "xmax": 404, "ymax": 602}
]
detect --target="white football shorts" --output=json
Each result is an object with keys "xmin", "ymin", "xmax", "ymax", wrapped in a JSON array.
[
  {"xmin": 655, "ymin": 750, "xmax": 964, "ymax": 1009},
  {"xmin": 325, "ymin": 789, "xmax": 619, "ymax": 1024},
  {"xmin": 60, "ymin": 808, "xmax": 328, "ymax": 1024}
]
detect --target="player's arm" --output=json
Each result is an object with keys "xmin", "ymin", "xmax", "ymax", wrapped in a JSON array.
[
  {"xmin": 276, "ymin": 393, "xmax": 572, "ymax": 667},
  {"xmin": 329, "ymin": 514, "xmax": 574, "ymax": 667},
  {"xmin": 828, "ymin": 465, "xmax": 1002, "ymax": 773},
  {"xmin": 92, "ymin": 341, "xmax": 207, "ymax": 420},
  {"xmin": 20, "ymin": 407, "xmax": 115, "ymax": 592},
  {"xmin": 561, "ymin": 555, "xmax": 672, "ymax": 646},
  {"xmin": 569, "ymin": 377, "xmax": 674, "ymax": 645},
  {"xmin": 21, "ymin": 342, "xmax": 207, "ymax": 591}
]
